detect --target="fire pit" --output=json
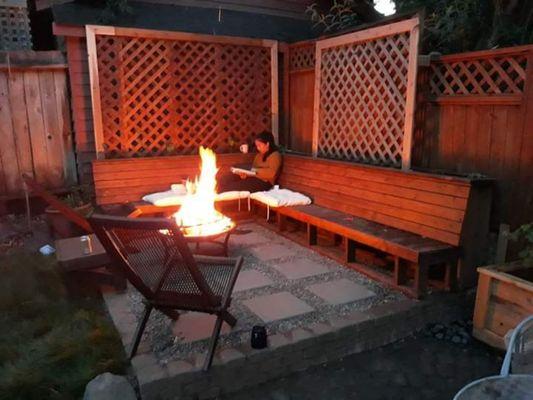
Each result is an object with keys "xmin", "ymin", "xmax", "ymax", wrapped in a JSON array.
[{"xmin": 172, "ymin": 147, "xmax": 237, "ymax": 256}]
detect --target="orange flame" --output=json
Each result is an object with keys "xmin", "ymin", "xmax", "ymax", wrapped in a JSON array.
[{"xmin": 173, "ymin": 147, "xmax": 234, "ymax": 237}]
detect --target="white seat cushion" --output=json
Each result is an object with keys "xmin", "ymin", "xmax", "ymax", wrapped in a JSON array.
[
  {"xmin": 215, "ymin": 191, "xmax": 251, "ymax": 201},
  {"xmin": 142, "ymin": 190, "xmax": 186, "ymax": 206},
  {"xmin": 142, "ymin": 190, "xmax": 250, "ymax": 206},
  {"xmin": 170, "ymin": 183, "xmax": 187, "ymax": 194},
  {"xmin": 250, "ymin": 188, "xmax": 311, "ymax": 207}
]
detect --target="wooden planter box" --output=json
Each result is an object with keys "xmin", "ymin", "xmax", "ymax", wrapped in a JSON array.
[{"xmin": 473, "ymin": 263, "xmax": 533, "ymax": 349}]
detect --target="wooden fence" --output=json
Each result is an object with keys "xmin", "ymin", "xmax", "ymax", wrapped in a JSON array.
[
  {"xmin": 0, "ymin": 51, "xmax": 76, "ymax": 198},
  {"xmin": 287, "ymin": 44, "xmax": 533, "ymax": 232},
  {"xmin": 414, "ymin": 45, "xmax": 533, "ymax": 231}
]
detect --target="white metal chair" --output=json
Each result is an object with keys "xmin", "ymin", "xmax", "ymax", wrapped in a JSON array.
[{"xmin": 453, "ymin": 315, "xmax": 533, "ymax": 400}]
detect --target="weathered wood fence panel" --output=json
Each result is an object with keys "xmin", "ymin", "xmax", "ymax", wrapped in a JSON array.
[
  {"xmin": 414, "ymin": 45, "xmax": 533, "ymax": 231},
  {"xmin": 0, "ymin": 51, "xmax": 76, "ymax": 198}
]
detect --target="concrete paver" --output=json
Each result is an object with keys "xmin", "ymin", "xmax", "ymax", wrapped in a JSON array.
[
  {"xmin": 271, "ymin": 258, "xmax": 329, "ymax": 280},
  {"xmin": 243, "ymin": 292, "xmax": 314, "ymax": 323},
  {"xmin": 307, "ymin": 278, "xmax": 375, "ymax": 305}
]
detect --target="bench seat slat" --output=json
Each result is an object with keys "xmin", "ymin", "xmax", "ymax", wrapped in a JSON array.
[{"xmin": 280, "ymin": 204, "xmax": 455, "ymax": 262}]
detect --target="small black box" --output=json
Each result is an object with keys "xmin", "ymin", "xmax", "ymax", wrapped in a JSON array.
[{"xmin": 251, "ymin": 325, "xmax": 267, "ymax": 349}]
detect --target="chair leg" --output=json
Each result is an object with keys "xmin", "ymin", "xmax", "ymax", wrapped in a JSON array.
[
  {"xmin": 203, "ymin": 314, "xmax": 224, "ymax": 371},
  {"xmin": 157, "ymin": 307, "xmax": 180, "ymax": 321},
  {"xmin": 130, "ymin": 303, "xmax": 153, "ymax": 359},
  {"xmin": 221, "ymin": 310, "xmax": 237, "ymax": 327}
]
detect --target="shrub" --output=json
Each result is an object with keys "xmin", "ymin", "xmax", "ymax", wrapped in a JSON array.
[{"xmin": 0, "ymin": 252, "xmax": 127, "ymax": 400}]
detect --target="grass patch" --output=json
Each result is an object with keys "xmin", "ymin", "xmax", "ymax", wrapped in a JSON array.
[{"xmin": 0, "ymin": 252, "xmax": 127, "ymax": 400}]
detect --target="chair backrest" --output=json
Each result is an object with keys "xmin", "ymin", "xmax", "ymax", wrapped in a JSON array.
[
  {"xmin": 89, "ymin": 214, "xmax": 218, "ymax": 306},
  {"xmin": 22, "ymin": 173, "xmax": 93, "ymax": 233},
  {"xmin": 501, "ymin": 315, "xmax": 533, "ymax": 376}
]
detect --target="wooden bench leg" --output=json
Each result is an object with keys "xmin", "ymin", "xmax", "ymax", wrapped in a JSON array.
[
  {"xmin": 346, "ymin": 238, "xmax": 356, "ymax": 263},
  {"xmin": 394, "ymin": 257, "xmax": 407, "ymax": 286},
  {"xmin": 414, "ymin": 261, "xmax": 429, "ymax": 299},
  {"xmin": 307, "ymin": 224, "xmax": 317, "ymax": 246},
  {"xmin": 277, "ymin": 213, "xmax": 287, "ymax": 232},
  {"xmin": 444, "ymin": 259, "xmax": 458, "ymax": 291}
]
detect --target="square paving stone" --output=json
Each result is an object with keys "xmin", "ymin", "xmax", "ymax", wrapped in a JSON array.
[
  {"xmin": 233, "ymin": 269, "xmax": 273, "ymax": 292},
  {"xmin": 172, "ymin": 312, "xmax": 232, "ymax": 343},
  {"xmin": 250, "ymin": 244, "xmax": 294, "ymax": 261},
  {"xmin": 307, "ymin": 278, "xmax": 376, "ymax": 305},
  {"xmin": 243, "ymin": 292, "xmax": 314, "ymax": 322},
  {"xmin": 271, "ymin": 258, "xmax": 329, "ymax": 280},
  {"xmin": 230, "ymin": 231, "xmax": 269, "ymax": 246}
]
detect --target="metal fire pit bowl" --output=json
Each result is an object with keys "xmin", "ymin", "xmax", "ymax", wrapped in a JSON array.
[{"xmin": 181, "ymin": 221, "xmax": 237, "ymax": 257}]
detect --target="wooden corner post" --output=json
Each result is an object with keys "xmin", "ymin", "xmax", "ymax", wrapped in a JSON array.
[
  {"xmin": 311, "ymin": 41, "xmax": 322, "ymax": 157},
  {"xmin": 85, "ymin": 25, "xmax": 107, "ymax": 160},
  {"xmin": 271, "ymin": 41, "xmax": 279, "ymax": 143},
  {"xmin": 401, "ymin": 16, "xmax": 421, "ymax": 170}
]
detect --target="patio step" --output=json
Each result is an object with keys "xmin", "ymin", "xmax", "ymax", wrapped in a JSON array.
[{"xmin": 103, "ymin": 289, "xmax": 474, "ymax": 400}]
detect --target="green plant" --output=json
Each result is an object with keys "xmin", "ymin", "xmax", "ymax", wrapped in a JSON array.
[
  {"xmin": 0, "ymin": 252, "xmax": 127, "ymax": 400},
  {"xmin": 61, "ymin": 185, "xmax": 94, "ymax": 209},
  {"xmin": 510, "ymin": 223, "xmax": 533, "ymax": 267}
]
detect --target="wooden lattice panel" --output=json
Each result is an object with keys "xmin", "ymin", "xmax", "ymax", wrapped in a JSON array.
[
  {"xmin": 316, "ymin": 30, "xmax": 414, "ymax": 167},
  {"xmin": 0, "ymin": 2, "xmax": 32, "ymax": 51},
  {"xmin": 89, "ymin": 28, "xmax": 275, "ymax": 158},
  {"xmin": 430, "ymin": 54, "xmax": 528, "ymax": 96},
  {"xmin": 289, "ymin": 43, "xmax": 315, "ymax": 71}
]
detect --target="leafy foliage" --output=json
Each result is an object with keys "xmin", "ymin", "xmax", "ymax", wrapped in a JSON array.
[
  {"xmin": 307, "ymin": 0, "xmax": 533, "ymax": 54},
  {"xmin": 307, "ymin": 1, "xmax": 366, "ymax": 33},
  {"xmin": 396, "ymin": 0, "xmax": 533, "ymax": 53},
  {"xmin": 510, "ymin": 223, "xmax": 533, "ymax": 266},
  {"xmin": 0, "ymin": 252, "xmax": 127, "ymax": 400}
]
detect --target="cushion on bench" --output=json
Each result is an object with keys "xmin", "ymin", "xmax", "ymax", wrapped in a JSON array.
[
  {"xmin": 250, "ymin": 188, "xmax": 312, "ymax": 208},
  {"xmin": 142, "ymin": 189, "xmax": 251, "ymax": 207}
]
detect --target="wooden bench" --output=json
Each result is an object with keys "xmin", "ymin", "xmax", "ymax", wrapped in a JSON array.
[
  {"xmin": 92, "ymin": 153, "xmax": 254, "ymax": 206},
  {"xmin": 269, "ymin": 154, "xmax": 492, "ymax": 298}
]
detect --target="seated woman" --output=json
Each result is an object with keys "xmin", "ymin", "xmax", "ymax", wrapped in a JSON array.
[{"xmin": 218, "ymin": 131, "xmax": 282, "ymax": 193}]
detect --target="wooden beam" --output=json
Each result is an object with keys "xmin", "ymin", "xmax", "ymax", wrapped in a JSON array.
[
  {"xmin": 316, "ymin": 17, "xmax": 419, "ymax": 51},
  {"xmin": 271, "ymin": 41, "xmax": 279, "ymax": 143},
  {"xmin": 429, "ymin": 94, "xmax": 522, "ymax": 106},
  {"xmin": 311, "ymin": 41, "xmax": 322, "ymax": 157},
  {"xmin": 401, "ymin": 17, "xmax": 421, "ymax": 170},
  {"xmin": 279, "ymin": 42, "xmax": 290, "ymax": 146},
  {"xmin": 89, "ymin": 24, "xmax": 276, "ymax": 48},
  {"xmin": 52, "ymin": 23, "xmax": 85, "ymax": 37},
  {"xmin": 433, "ymin": 44, "xmax": 533, "ymax": 63},
  {"xmin": 85, "ymin": 26, "xmax": 105, "ymax": 159}
]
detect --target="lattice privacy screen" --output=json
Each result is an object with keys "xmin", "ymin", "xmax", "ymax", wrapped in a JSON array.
[
  {"xmin": 289, "ymin": 43, "xmax": 315, "ymax": 71},
  {"xmin": 430, "ymin": 54, "xmax": 528, "ymax": 96},
  {"xmin": 0, "ymin": 1, "xmax": 32, "ymax": 51},
  {"xmin": 90, "ymin": 30, "xmax": 274, "ymax": 158},
  {"xmin": 314, "ymin": 18, "xmax": 419, "ymax": 168}
]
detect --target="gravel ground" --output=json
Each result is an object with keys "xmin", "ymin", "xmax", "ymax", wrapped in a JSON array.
[
  {"xmin": 222, "ymin": 327, "xmax": 503, "ymax": 400},
  {"xmin": 128, "ymin": 223, "xmax": 405, "ymax": 361}
]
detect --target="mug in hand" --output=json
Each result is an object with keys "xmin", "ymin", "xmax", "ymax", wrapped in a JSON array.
[{"xmin": 239, "ymin": 144, "xmax": 249, "ymax": 154}]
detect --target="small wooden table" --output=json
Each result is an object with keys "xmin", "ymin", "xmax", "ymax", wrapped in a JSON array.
[
  {"xmin": 55, "ymin": 234, "xmax": 125, "ymax": 289},
  {"xmin": 55, "ymin": 234, "xmax": 109, "ymax": 271}
]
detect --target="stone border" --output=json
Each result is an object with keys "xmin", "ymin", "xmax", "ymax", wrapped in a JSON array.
[{"xmin": 104, "ymin": 290, "xmax": 474, "ymax": 400}]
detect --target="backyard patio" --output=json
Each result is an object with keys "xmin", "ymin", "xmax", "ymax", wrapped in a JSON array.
[{"xmin": 1, "ymin": 1, "xmax": 532, "ymax": 399}]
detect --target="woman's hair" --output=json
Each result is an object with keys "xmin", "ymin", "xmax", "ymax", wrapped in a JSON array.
[{"xmin": 255, "ymin": 131, "xmax": 278, "ymax": 161}]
